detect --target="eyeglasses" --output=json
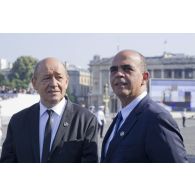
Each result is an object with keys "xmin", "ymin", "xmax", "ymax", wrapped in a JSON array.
[{"xmin": 109, "ymin": 64, "xmax": 133, "ymax": 73}]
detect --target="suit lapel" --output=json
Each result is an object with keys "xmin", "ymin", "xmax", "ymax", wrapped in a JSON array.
[
  {"xmin": 105, "ymin": 95, "xmax": 149, "ymax": 161},
  {"xmin": 50, "ymin": 98, "xmax": 73, "ymax": 155},
  {"xmin": 29, "ymin": 104, "xmax": 40, "ymax": 163},
  {"xmin": 101, "ymin": 116, "xmax": 117, "ymax": 161},
  {"xmin": 106, "ymin": 112, "xmax": 139, "ymax": 161}
]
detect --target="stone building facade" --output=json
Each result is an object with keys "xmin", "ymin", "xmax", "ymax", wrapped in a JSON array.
[
  {"xmin": 88, "ymin": 52, "xmax": 195, "ymax": 113},
  {"xmin": 67, "ymin": 64, "xmax": 90, "ymax": 107},
  {"xmin": 147, "ymin": 53, "xmax": 195, "ymax": 79}
]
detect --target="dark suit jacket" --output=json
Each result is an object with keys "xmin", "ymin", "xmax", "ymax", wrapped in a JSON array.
[
  {"xmin": 0, "ymin": 98, "xmax": 98, "ymax": 163},
  {"xmin": 101, "ymin": 95, "xmax": 188, "ymax": 163}
]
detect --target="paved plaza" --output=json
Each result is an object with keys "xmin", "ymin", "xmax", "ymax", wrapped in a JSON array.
[{"xmin": 176, "ymin": 118, "xmax": 195, "ymax": 162}]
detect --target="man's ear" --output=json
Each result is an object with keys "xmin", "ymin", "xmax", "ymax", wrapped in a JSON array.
[
  {"xmin": 141, "ymin": 71, "xmax": 149, "ymax": 85},
  {"xmin": 31, "ymin": 78, "xmax": 37, "ymax": 90},
  {"xmin": 65, "ymin": 74, "xmax": 69, "ymax": 85},
  {"xmin": 143, "ymin": 71, "xmax": 149, "ymax": 80}
]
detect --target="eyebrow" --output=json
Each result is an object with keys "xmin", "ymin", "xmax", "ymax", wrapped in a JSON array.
[{"xmin": 109, "ymin": 64, "xmax": 133, "ymax": 72}]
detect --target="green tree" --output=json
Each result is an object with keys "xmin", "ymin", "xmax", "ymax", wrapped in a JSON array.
[
  {"xmin": 8, "ymin": 56, "xmax": 38, "ymax": 89},
  {"xmin": 0, "ymin": 73, "xmax": 5, "ymax": 85}
]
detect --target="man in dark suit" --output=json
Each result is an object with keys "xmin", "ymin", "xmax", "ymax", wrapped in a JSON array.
[
  {"xmin": 101, "ymin": 50, "xmax": 188, "ymax": 163},
  {"xmin": 1, "ymin": 57, "xmax": 98, "ymax": 163}
]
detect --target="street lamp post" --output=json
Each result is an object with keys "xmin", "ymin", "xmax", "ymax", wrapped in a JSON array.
[{"xmin": 103, "ymin": 83, "xmax": 110, "ymax": 117}]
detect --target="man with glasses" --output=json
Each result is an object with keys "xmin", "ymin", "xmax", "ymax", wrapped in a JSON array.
[{"xmin": 101, "ymin": 50, "xmax": 188, "ymax": 163}]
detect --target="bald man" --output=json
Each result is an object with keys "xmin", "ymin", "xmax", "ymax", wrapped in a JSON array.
[
  {"xmin": 101, "ymin": 50, "xmax": 188, "ymax": 163},
  {"xmin": 1, "ymin": 57, "xmax": 98, "ymax": 163}
]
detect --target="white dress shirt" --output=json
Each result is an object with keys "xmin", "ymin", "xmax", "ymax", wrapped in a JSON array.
[
  {"xmin": 104, "ymin": 91, "xmax": 147, "ymax": 156},
  {"xmin": 96, "ymin": 109, "xmax": 106, "ymax": 125},
  {"xmin": 39, "ymin": 98, "xmax": 66, "ymax": 159}
]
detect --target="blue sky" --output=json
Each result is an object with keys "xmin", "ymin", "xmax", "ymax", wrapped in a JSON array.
[{"xmin": 0, "ymin": 33, "xmax": 195, "ymax": 68}]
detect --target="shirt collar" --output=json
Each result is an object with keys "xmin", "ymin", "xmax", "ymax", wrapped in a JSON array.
[
  {"xmin": 39, "ymin": 97, "xmax": 66, "ymax": 117},
  {"xmin": 120, "ymin": 91, "xmax": 147, "ymax": 120}
]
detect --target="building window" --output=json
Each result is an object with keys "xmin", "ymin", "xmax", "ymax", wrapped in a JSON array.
[
  {"xmin": 164, "ymin": 69, "xmax": 172, "ymax": 78},
  {"xmin": 174, "ymin": 69, "xmax": 182, "ymax": 79},
  {"xmin": 185, "ymin": 69, "xmax": 193, "ymax": 79},
  {"xmin": 153, "ymin": 69, "xmax": 161, "ymax": 78}
]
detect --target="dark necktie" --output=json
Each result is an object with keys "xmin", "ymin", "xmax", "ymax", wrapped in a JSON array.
[
  {"xmin": 104, "ymin": 112, "xmax": 123, "ymax": 156},
  {"xmin": 41, "ymin": 109, "xmax": 53, "ymax": 163},
  {"xmin": 114, "ymin": 111, "xmax": 123, "ymax": 135}
]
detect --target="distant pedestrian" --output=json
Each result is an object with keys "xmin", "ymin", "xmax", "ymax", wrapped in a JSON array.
[
  {"xmin": 96, "ymin": 106, "xmax": 106, "ymax": 138},
  {"xmin": 181, "ymin": 109, "xmax": 187, "ymax": 127}
]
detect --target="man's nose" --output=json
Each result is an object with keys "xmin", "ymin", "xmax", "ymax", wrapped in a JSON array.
[
  {"xmin": 115, "ymin": 68, "xmax": 125, "ymax": 76},
  {"xmin": 49, "ymin": 77, "xmax": 58, "ymax": 86}
]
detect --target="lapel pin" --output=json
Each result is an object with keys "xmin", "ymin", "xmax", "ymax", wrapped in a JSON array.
[
  {"xmin": 63, "ymin": 122, "xmax": 69, "ymax": 127},
  {"xmin": 120, "ymin": 131, "xmax": 125, "ymax": 137}
]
